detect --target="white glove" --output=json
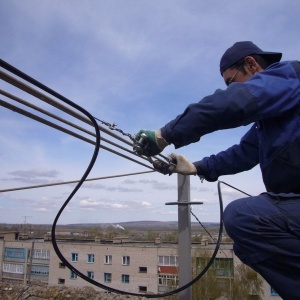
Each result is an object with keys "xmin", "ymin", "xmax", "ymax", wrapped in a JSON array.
[{"xmin": 169, "ymin": 153, "xmax": 197, "ymax": 175}]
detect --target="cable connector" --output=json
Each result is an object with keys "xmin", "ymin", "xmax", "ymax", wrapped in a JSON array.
[
  {"xmin": 133, "ymin": 133, "xmax": 149, "ymax": 156},
  {"xmin": 153, "ymin": 156, "xmax": 177, "ymax": 175}
]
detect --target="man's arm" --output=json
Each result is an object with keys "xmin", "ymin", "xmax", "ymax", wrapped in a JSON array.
[
  {"xmin": 194, "ymin": 124, "xmax": 259, "ymax": 181},
  {"xmin": 136, "ymin": 62, "xmax": 299, "ymax": 156},
  {"xmin": 161, "ymin": 62, "xmax": 299, "ymax": 148}
]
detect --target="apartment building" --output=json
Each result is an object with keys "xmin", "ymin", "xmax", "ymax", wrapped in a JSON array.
[
  {"xmin": 0, "ymin": 233, "xmax": 50, "ymax": 285},
  {"xmin": 0, "ymin": 232, "xmax": 282, "ymax": 299}
]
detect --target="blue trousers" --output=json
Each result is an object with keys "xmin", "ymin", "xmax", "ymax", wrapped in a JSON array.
[{"xmin": 223, "ymin": 193, "xmax": 300, "ymax": 300}]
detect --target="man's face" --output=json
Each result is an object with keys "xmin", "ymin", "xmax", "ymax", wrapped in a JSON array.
[
  {"xmin": 222, "ymin": 56, "xmax": 263, "ymax": 87},
  {"xmin": 223, "ymin": 66, "xmax": 252, "ymax": 87}
]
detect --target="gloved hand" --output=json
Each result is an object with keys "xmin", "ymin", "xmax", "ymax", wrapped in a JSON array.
[
  {"xmin": 168, "ymin": 153, "xmax": 197, "ymax": 175},
  {"xmin": 153, "ymin": 153, "xmax": 197, "ymax": 175},
  {"xmin": 134, "ymin": 129, "xmax": 169, "ymax": 157}
]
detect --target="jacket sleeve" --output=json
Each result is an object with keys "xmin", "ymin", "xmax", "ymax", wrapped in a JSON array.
[
  {"xmin": 160, "ymin": 85, "xmax": 258, "ymax": 148},
  {"xmin": 193, "ymin": 124, "xmax": 259, "ymax": 180},
  {"xmin": 160, "ymin": 62, "xmax": 300, "ymax": 148}
]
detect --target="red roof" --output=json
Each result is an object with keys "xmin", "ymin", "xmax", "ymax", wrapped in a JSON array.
[{"xmin": 158, "ymin": 266, "xmax": 179, "ymax": 275}]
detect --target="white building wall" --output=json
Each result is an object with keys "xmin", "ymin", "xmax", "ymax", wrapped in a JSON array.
[
  {"xmin": 0, "ymin": 239, "xmax": 283, "ymax": 299},
  {"xmin": 48, "ymin": 241, "xmax": 178, "ymax": 294}
]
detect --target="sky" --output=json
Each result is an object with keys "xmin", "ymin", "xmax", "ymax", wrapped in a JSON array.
[{"xmin": 0, "ymin": 0, "xmax": 299, "ymax": 226}]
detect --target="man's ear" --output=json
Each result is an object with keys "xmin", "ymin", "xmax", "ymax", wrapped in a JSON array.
[{"xmin": 244, "ymin": 56, "xmax": 259, "ymax": 75}]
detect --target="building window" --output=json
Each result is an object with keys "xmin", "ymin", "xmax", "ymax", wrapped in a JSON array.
[
  {"xmin": 31, "ymin": 265, "xmax": 49, "ymax": 276},
  {"xmin": 121, "ymin": 274, "xmax": 130, "ymax": 283},
  {"xmin": 196, "ymin": 257, "xmax": 233, "ymax": 277},
  {"xmin": 3, "ymin": 263, "xmax": 24, "ymax": 274},
  {"xmin": 211, "ymin": 258, "xmax": 233, "ymax": 277},
  {"xmin": 87, "ymin": 271, "xmax": 94, "ymax": 279},
  {"xmin": 158, "ymin": 275, "xmax": 178, "ymax": 287},
  {"xmin": 104, "ymin": 255, "xmax": 112, "ymax": 265},
  {"xmin": 139, "ymin": 286, "xmax": 147, "ymax": 292},
  {"xmin": 158, "ymin": 255, "xmax": 178, "ymax": 266},
  {"xmin": 59, "ymin": 262, "xmax": 66, "ymax": 269},
  {"xmin": 104, "ymin": 272, "xmax": 112, "ymax": 283},
  {"xmin": 71, "ymin": 253, "xmax": 78, "ymax": 262},
  {"xmin": 87, "ymin": 254, "xmax": 95, "ymax": 263},
  {"xmin": 122, "ymin": 256, "xmax": 130, "ymax": 266},
  {"xmin": 58, "ymin": 278, "xmax": 65, "ymax": 284},
  {"xmin": 70, "ymin": 270, "xmax": 77, "ymax": 279},
  {"xmin": 139, "ymin": 267, "xmax": 147, "ymax": 273},
  {"xmin": 32, "ymin": 249, "xmax": 50, "ymax": 259},
  {"xmin": 4, "ymin": 247, "xmax": 26, "ymax": 259}
]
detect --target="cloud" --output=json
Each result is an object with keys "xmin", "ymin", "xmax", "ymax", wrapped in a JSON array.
[
  {"xmin": 2, "ymin": 177, "xmax": 49, "ymax": 185},
  {"xmin": 153, "ymin": 209, "xmax": 177, "ymax": 216},
  {"xmin": 81, "ymin": 182, "xmax": 142, "ymax": 192},
  {"xmin": 151, "ymin": 181, "xmax": 176, "ymax": 191},
  {"xmin": 197, "ymin": 186, "xmax": 213, "ymax": 193},
  {"xmin": 79, "ymin": 198, "xmax": 128, "ymax": 210},
  {"xmin": 122, "ymin": 179, "xmax": 135, "ymax": 184},
  {"xmin": 9, "ymin": 169, "xmax": 60, "ymax": 178},
  {"xmin": 141, "ymin": 201, "xmax": 152, "ymax": 208},
  {"xmin": 79, "ymin": 198, "xmax": 153, "ymax": 213},
  {"xmin": 123, "ymin": 178, "xmax": 176, "ymax": 191},
  {"xmin": 2, "ymin": 169, "xmax": 63, "ymax": 187},
  {"xmin": 34, "ymin": 207, "xmax": 50, "ymax": 212}
]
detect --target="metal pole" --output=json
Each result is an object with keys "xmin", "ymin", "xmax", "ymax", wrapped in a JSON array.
[
  {"xmin": 28, "ymin": 239, "xmax": 35, "ymax": 284},
  {"xmin": 178, "ymin": 174, "xmax": 192, "ymax": 300}
]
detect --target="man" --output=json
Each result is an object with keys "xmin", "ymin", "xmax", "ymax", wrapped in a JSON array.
[{"xmin": 135, "ymin": 41, "xmax": 300, "ymax": 299}]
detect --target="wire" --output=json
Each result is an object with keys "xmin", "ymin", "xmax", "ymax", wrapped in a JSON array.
[
  {"xmin": 0, "ymin": 58, "xmax": 223, "ymax": 298},
  {"xmin": 0, "ymin": 171, "xmax": 155, "ymax": 193},
  {"xmin": 0, "ymin": 98, "xmax": 154, "ymax": 170}
]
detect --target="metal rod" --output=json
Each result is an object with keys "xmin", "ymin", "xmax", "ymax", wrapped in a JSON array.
[
  {"xmin": 0, "ymin": 99, "xmax": 154, "ymax": 170},
  {"xmin": 0, "ymin": 89, "xmax": 148, "ymax": 160},
  {"xmin": 0, "ymin": 171, "xmax": 155, "ymax": 193},
  {"xmin": 0, "ymin": 69, "xmax": 132, "ymax": 146},
  {"xmin": 0, "ymin": 81, "xmax": 169, "ymax": 165},
  {"xmin": 177, "ymin": 174, "xmax": 192, "ymax": 300}
]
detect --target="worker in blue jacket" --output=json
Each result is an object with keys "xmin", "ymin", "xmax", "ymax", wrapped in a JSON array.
[{"xmin": 135, "ymin": 41, "xmax": 300, "ymax": 299}]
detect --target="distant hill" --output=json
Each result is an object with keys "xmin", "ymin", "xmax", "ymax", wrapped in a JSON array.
[
  {"xmin": 66, "ymin": 221, "xmax": 220, "ymax": 230},
  {"xmin": 1, "ymin": 221, "xmax": 220, "ymax": 232}
]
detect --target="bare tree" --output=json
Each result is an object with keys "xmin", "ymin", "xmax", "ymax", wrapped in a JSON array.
[{"xmin": 231, "ymin": 264, "xmax": 264, "ymax": 300}]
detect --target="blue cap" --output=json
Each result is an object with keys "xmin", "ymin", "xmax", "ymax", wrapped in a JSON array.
[{"xmin": 220, "ymin": 41, "xmax": 282, "ymax": 75}]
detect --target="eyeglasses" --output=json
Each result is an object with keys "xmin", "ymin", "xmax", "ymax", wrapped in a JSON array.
[{"xmin": 227, "ymin": 64, "xmax": 244, "ymax": 86}]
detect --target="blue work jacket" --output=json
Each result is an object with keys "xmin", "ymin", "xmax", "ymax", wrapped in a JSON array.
[{"xmin": 161, "ymin": 61, "xmax": 300, "ymax": 193}]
